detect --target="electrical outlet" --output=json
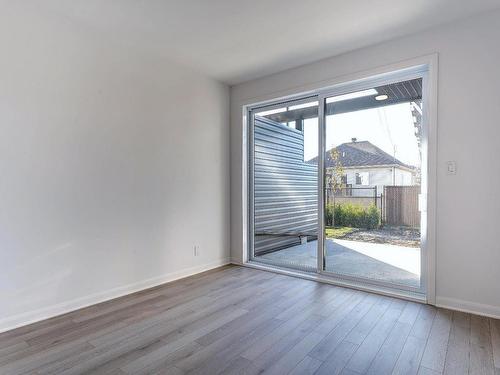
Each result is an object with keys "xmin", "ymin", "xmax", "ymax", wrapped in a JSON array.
[{"xmin": 194, "ymin": 245, "xmax": 200, "ymax": 256}]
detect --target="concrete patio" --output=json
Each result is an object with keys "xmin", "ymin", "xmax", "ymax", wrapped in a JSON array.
[{"xmin": 257, "ymin": 238, "xmax": 420, "ymax": 288}]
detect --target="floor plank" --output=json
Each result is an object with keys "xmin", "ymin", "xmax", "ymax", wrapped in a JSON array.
[
  {"xmin": 366, "ymin": 302, "xmax": 421, "ymax": 375},
  {"xmin": 443, "ymin": 311, "xmax": 470, "ymax": 375},
  {"xmin": 309, "ymin": 293, "xmax": 378, "ymax": 361},
  {"xmin": 344, "ymin": 299, "xmax": 406, "ymax": 373},
  {"xmin": 261, "ymin": 330, "xmax": 325, "ymax": 375},
  {"xmin": 420, "ymin": 308, "xmax": 452, "ymax": 373},
  {"xmin": 314, "ymin": 341, "xmax": 358, "ymax": 375},
  {"xmin": 0, "ymin": 265, "xmax": 499, "ymax": 375},
  {"xmin": 289, "ymin": 355, "xmax": 323, "ymax": 375},
  {"xmin": 391, "ymin": 335, "xmax": 427, "ymax": 375},
  {"xmin": 390, "ymin": 304, "xmax": 437, "ymax": 375},
  {"xmin": 470, "ymin": 315, "xmax": 495, "ymax": 375},
  {"xmin": 417, "ymin": 366, "xmax": 441, "ymax": 375},
  {"xmin": 491, "ymin": 318, "xmax": 500, "ymax": 371},
  {"xmin": 248, "ymin": 314, "xmax": 325, "ymax": 374}
]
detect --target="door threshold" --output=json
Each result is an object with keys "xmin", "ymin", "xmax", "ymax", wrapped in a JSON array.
[{"xmin": 244, "ymin": 260, "xmax": 427, "ymax": 304}]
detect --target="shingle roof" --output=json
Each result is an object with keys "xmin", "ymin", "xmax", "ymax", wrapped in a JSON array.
[{"xmin": 309, "ymin": 141, "xmax": 413, "ymax": 169}]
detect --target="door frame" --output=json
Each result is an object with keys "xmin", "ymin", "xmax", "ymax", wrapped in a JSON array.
[{"xmin": 243, "ymin": 55, "xmax": 438, "ymax": 303}]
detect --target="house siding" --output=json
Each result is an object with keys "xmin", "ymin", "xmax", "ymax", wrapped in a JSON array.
[{"xmin": 344, "ymin": 167, "xmax": 414, "ymax": 197}]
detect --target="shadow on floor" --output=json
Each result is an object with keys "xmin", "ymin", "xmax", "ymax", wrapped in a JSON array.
[{"xmin": 257, "ymin": 238, "xmax": 420, "ymax": 288}]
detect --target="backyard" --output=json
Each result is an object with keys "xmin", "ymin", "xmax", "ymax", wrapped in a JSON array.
[
  {"xmin": 258, "ymin": 232, "xmax": 421, "ymax": 288},
  {"xmin": 326, "ymin": 225, "xmax": 420, "ymax": 247},
  {"xmin": 257, "ymin": 202, "xmax": 421, "ymax": 288}
]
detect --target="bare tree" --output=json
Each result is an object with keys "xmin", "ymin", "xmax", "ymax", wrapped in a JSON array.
[{"xmin": 326, "ymin": 148, "xmax": 345, "ymax": 193}]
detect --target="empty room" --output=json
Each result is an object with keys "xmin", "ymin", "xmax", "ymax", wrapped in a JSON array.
[{"xmin": 1, "ymin": 1, "xmax": 500, "ymax": 374}]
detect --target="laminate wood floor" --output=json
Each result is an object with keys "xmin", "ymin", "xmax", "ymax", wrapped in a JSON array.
[{"xmin": 1, "ymin": 265, "xmax": 499, "ymax": 375}]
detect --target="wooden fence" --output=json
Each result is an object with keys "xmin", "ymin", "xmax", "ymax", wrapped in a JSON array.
[{"xmin": 383, "ymin": 185, "xmax": 420, "ymax": 228}]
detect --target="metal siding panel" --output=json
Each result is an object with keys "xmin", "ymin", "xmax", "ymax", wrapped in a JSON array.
[{"xmin": 253, "ymin": 117, "xmax": 318, "ymax": 256}]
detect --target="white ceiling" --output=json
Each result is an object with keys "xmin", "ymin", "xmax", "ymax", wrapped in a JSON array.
[{"xmin": 43, "ymin": 0, "xmax": 500, "ymax": 85}]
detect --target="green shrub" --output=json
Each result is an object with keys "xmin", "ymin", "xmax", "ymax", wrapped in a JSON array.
[
  {"xmin": 326, "ymin": 202, "xmax": 380, "ymax": 229},
  {"xmin": 325, "ymin": 203, "xmax": 334, "ymax": 226}
]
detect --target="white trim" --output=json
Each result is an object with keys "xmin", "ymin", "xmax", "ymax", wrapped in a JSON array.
[
  {"xmin": 235, "ymin": 54, "xmax": 436, "ymax": 106},
  {"xmin": 436, "ymin": 297, "xmax": 500, "ymax": 320},
  {"xmin": 0, "ymin": 258, "xmax": 230, "ymax": 334},
  {"xmin": 241, "ymin": 108, "xmax": 249, "ymax": 264},
  {"xmin": 422, "ymin": 53, "xmax": 438, "ymax": 305},
  {"xmin": 317, "ymin": 92, "xmax": 326, "ymax": 272}
]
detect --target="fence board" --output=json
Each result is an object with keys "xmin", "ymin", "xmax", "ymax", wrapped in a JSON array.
[{"xmin": 383, "ymin": 186, "xmax": 420, "ymax": 228}]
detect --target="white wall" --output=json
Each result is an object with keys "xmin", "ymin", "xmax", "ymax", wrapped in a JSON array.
[
  {"xmin": 231, "ymin": 11, "xmax": 500, "ymax": 317},
  {"xmin": 0, "ymin": 3, "xmax": 230, "ymax": 332},
  {"xmin": 344, "ymin": 167, "xmax": 394, "ymax": 196},
  {"xmin": 394, "ymin": 168, "xmax": 413, "ymax": 186}
]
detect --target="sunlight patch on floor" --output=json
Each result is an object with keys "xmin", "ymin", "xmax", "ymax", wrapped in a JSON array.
[{"xmin": 332, "ymin": 239, "xmax": 421, "ymax": 275}]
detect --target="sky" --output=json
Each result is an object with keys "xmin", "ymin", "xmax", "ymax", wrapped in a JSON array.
[{"xmin": 302, "ymin": 102, "xmax": 421, "ymax": 167}]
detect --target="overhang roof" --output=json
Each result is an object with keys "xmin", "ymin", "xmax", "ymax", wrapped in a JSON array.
[{"xmin": 264, "ymin": 79, "xmax": 422, "ymax": 123}]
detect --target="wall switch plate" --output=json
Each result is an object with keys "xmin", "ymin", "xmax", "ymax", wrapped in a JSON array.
[{"xmin": 446, "ymin": 161, "xmax": 457, "ymax": 175}]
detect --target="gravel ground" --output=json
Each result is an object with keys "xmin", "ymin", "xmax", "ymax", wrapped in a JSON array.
[{"xmin": 343, "ymin": 226, "xmax": 420, "ymax": 247}]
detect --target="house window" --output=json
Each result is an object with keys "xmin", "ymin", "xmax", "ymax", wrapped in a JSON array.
[
  {"xmin": 340, "ymin": 174, "xmax": 352, "ymax": 196},
  {"xmin": 341, "ymin": 174, "xmax": 347, "ymax": 185},
  {"xmin": 355, "ymin": 172, "xmax": 369, "ymax": 185}
]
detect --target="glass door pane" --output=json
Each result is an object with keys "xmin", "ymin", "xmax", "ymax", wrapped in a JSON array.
[
  {"xmin": 323, "ymin": 79, "xmax": 423, "ymax": 290},
  {"xmin": 250, "ymin": 97, "xmax": 319, "ymax": 272}
]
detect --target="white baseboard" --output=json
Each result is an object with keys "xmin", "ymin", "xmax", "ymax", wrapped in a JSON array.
[
  {"xmin": 435, "ymin": 296, "xmax": 500, "ymax": 319},
  {"xmin": 0, "ymin": 258, "xmax": 230, "ymax": 334}
]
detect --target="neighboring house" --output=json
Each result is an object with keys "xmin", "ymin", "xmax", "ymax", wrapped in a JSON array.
[{"xmin": 311, "ymin": 138, "xmax": 417, "ymax": 197}]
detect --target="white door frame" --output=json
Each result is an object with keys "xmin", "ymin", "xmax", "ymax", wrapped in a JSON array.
[{"xmin": 243, "ymin": 54, "xmax": 438, "ymax": 304}]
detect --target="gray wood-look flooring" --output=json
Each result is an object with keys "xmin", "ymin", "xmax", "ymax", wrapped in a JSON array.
[{"xmin": 1, "ymin": 265, "xmax": 499, "ymax": 375}]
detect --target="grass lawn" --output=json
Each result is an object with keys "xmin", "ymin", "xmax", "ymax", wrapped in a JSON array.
[{"xmin": 325, "ymin": 226, "xmax": 357, "ymax": 239}]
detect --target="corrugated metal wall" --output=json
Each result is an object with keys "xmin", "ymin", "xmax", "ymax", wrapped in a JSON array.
[{"xmin": 253, "ymin": 116, "xmax": 318, "ymax": 256}]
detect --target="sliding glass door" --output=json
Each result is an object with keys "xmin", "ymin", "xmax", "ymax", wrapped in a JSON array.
[
  {"xmin": 248, "ymin": 68, "xmax": 427, "ymax": 295},
  {"xmin": 249, "ymin": 97, "xmax": 319, "ymax": 272},
  {"xmin": 320, "ymin": 77, "xmax": 424, "ymax": 292}
]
